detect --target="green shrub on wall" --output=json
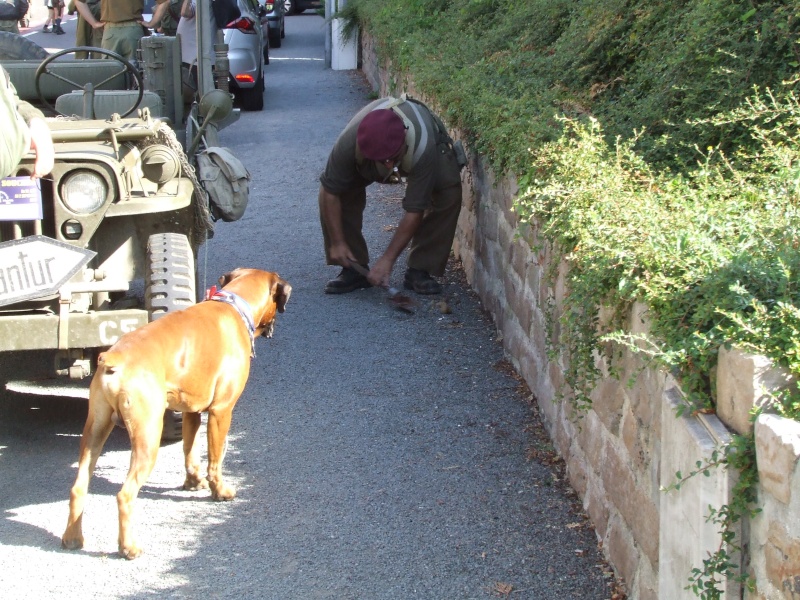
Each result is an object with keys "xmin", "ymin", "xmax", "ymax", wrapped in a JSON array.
[{"xmin": 516, "ymin": 97, "xmax": 800, "ymax": 419}]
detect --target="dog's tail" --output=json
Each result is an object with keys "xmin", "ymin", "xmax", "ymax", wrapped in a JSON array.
[
  {"xmin": 97, "ymin": 352, "xmax": 127, "ymax": 426},
  {"xmin": 87, "ymin": 352, "xmax": 128, "ymax": 430}
]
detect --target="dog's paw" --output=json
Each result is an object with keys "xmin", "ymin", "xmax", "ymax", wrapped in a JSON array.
[
  {"xmin": 119, "ymin": 542, "xmax": 144, "ymax": 560},
  {"xmin": 182, "ymin": 475, "xmax": 209, "ymax": 491},
  {"xmin": 61, "ymin": 535, "xmax": 84, "ymax": 551},
  {"xmin": 210, "ymin": 482, "xmax": 237, "ymax": 501}
]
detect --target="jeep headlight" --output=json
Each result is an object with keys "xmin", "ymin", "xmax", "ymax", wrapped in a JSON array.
[{"xmin": 60, "ymin": 170, "xmax": 107, "ymax": 214}]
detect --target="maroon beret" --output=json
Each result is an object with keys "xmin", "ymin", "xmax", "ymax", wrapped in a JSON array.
[{"xmin": 357, "ymin": 109, "xmax": 406, "ymax": 161}]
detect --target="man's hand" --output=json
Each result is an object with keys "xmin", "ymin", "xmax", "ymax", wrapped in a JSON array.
[
  {"xmin": 142, "ymin": 0, "xmax": 171, "ymax": 29},
  {"xmin": 27, "ymin": 118, "xmax": 54, "ymax": 178},
  {"xmin": 368, "ymin": 256, "xmax": 393, "ymax": 288},
  {"xmin": 319, "ymin": 186, "xmax": 360, "ymax": 267},
  {"xmin": 329, "ymin": 241, "xmax": 356, "ymax": 268},
  {"xmin": 370, "ymin": 211, "xmax": 423, "ymax": 286},
  {"xmin": 74, "ymin": 0, "xmax": 103, "ymax": 28}
]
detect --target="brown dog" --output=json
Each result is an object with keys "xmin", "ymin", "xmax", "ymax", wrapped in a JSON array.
[{"xmin": 61, "ymin": 268, "xmax": 291, "ymax": 559}]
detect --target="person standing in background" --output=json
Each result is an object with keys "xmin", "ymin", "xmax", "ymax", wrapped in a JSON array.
[
  {"xmin": 175, "ymin": 0, "xmax": 216, "ymax": 106},
  {"xmin": 157, "ymin": 0, "xmax": 182, "ymax": 35},
  {"xmin": 0, "ymin": 0, "xmax": 30, "ymax": 34},
  {"xmin": 69, "ymin": 0, "xmax": 103, "ymax": 57},
  {"xmin": 74, "ymin": 0, "xmax": 168, "ymax": 61},
  {"xmin": 42, "ymin": 0, "xmax": 65, "ymax": 34}
]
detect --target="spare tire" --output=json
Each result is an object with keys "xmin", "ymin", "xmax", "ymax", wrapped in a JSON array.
[
  {"xmin": 0, "ymin": 31, "xmax": 48, "ymax": 60},
  {"xmin": 145, "ymin": 232, "xmax": 196, "ymax": 443}
]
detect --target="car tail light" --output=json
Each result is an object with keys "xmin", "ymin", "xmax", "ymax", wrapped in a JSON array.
[
  {"xmin": 265, "ymin": 1, "xmax": 274, "ymax": 10},
  {"xmin": 234, "ymin": 74, "xmax": 256, "ymax": 83},
  {"xmin": 225, "ymin": 16, "xmax": 256, "ymax": 32}
]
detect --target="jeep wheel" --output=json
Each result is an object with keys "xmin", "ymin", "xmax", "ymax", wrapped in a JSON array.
[
  {"xmin": 0, "ymin": 31, "xmax": 48, "ymax": 60},
  {"xmin": 146, "ymin": 233, "xmax": 196, "ymax": 442},
  {"xmin": 146, "ymin": 232, "xmax": 196, "ymax": 318},
  {"xmin": 162, "ymin": 410, "xmax": 184, "ymax": 442}
]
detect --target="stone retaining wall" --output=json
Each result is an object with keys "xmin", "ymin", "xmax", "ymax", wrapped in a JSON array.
[{"xmin": 360, "ymin": 31, "xmax": 800, "ymax": 600}]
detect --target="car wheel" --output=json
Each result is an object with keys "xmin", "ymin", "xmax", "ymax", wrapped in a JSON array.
[
  {"xmin": 0, "ymin": 30, "xmax": 48, "ymax": 60},
  {"xmin": 146, "ymin": 232, "xmax": 196, "ymax": 442},
  {"xmin": 269, "ymin": 26, "xmax": 281, "ymax": 48},
  {"xmin": 238, "ymin": 68, "xmax": 264, "ymax": 111}
]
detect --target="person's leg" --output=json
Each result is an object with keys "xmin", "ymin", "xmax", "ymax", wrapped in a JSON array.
[
  {"xmin": 43, "ymin": 3, "xmax": 54, "ymax": 31},
  {"xmin": 90, "ymin": 25, "xmax": 104, "ymax": 57},
  {"xmin": 320, "ymin": 187, "xmax": 372, "ymax": 293},
  {"xmin": 404, "ymin": 145, "xmax": 463, "ymax": 294},
  {"xmin": 53, "ymin": 1, "xmax": 65, "ymax": 34},
  {"xmin": 320, "ymin": 187, "xmax": 369, "ymax": 267},
  {"xmin": 406, "ymin": 183, "xmax": 462, "ymax": 278}
]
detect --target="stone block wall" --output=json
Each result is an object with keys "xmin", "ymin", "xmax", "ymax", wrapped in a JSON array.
[
  {"xmin": 752, "ymin": 414, "xmax": 800, "ymax": 599},
  {"xmin": 360, "ymin": 30, "xmax": 800, "ymax": 599}
]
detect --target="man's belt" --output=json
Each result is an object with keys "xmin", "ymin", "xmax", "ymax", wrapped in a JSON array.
[{"xmin": 105, "ymin": 19, "xmax": 140, "ymax": 27}]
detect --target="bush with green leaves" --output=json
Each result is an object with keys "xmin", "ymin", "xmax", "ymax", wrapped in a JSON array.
[{"xmin": 516, "ymin": 93, "xmax": 800, "ymax": 419}]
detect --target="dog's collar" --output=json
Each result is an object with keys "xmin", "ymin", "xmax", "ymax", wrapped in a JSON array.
[{"xmin": 206, "ymin": 288, "xmax": 257, "ymax": 357}]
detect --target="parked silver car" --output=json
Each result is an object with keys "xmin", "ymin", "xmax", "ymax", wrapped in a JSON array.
[
  {"xmin": 223, "ymin": 0, "xmax": 268, "ymax": 111},
  {"xmin": 261, "ymin": 0, "xmax": 285, "ymax": 48}
]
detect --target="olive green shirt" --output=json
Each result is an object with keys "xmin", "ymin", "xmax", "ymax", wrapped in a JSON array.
[
  {"xmin": 320, "ymin": 98, "xmax": 447, "ymax": 213},
  {"xmin": 75, "ymin": 0, "xmax": 166, "ymax": 23}
]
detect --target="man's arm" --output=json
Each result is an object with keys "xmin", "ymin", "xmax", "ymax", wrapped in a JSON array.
[
  {"xmin": 6, "ymin": 74, "xmax": 54, "ymax": 178},
  {"xmin": 181, "ymin": 0, "xmax": 195, "ymax": 19},
  {"xmin": 27, "ymin": 117, "xmax": 54, "ymax": 178},
  {"xmin": 142, "ymin": 0, "xmax": 170, "ymax": 28},
  {"xmin": 318, "ymin": 185, "xmax": 356, "ymax": 267},
  {"xmin": 74, "ymin": 0, "xmax": 102, "ymax": 28},
  {"xmin": 369, "ymin": 211, "xmax": 423, "ymax": 287}
]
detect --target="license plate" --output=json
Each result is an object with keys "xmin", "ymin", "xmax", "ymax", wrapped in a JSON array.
[{"xmin": 0, "ymin": 176, "xmax": 43, "ymax": 221}]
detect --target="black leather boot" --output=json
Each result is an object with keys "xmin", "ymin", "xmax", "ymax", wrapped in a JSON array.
[{"xmin": 324, "ymin": 266, "xmax": 371, "ymax": 294}]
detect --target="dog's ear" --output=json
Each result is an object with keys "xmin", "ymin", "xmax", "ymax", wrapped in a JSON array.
[
  {"xmin": 219, "ymin": 271, "xmax": 235, "ymax": 287},
  {"xmin": 219, "ymin": 268, "xmax": 245, "ymax": 288},
  {"xmin": 274, "ymin": 278, "xmax": 292, "ymax": 313}
]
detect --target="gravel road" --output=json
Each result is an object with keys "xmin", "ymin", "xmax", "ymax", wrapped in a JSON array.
[{"xmin": 0, "ymin": 14, "xmax": 615, "ymax": 600}]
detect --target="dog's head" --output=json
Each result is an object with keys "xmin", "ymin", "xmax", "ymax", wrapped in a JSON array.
[{"xmin": 218, "ymin": 268, "xmax": 291, "ymax": 338}]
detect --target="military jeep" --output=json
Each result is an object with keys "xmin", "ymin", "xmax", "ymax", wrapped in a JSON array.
[{"xmin": 0, "ymin": 10, "xmax": 246, "ymax": 437}]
